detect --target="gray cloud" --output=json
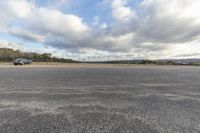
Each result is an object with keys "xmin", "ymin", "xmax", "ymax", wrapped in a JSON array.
[{"xmin": 9, "ymin": 27, "xmax": 44, "ymax": 42}]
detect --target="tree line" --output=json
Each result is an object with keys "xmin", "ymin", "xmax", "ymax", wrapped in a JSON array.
[{"xmin": 0, "ymin": 48, "xmax": 77, "ymax": 63}]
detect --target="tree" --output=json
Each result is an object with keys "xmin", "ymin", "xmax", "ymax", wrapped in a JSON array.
[{"xmin": 0, "ymin": 48, "xmax": 76, "ymax": 63}]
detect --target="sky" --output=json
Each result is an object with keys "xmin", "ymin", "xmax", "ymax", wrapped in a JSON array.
[{"xmin": 0, "ymin": 0, "xmax": 200, "ymax": 60}]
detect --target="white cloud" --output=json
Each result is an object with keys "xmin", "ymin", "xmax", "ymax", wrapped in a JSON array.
[
  {"xmin": 28, "ymin": 7, "xmax": 89, "ymax": 40},
  {"xmin": 6, "ymin": 0, "xmax": 33, "ymax": 18},
  {"xmin": 111, "ymin": 0, "xmax": 135, "ymax": 21},
  {"xmin": 0, "ymin": 40, "xmax": 23, "ymax": 50},
  {"xmin": 0, "ymin": 0, "xmax": 33, "ymax": 31}
]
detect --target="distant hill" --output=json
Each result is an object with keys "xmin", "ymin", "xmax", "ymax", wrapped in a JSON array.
[
  {"xmin": 0, "ymin": 48, "xmax": 77, "ymax": 63},
  {"xmin": 88, "ymin": 59, "xmax": 200, "ymax": 65},
  {"xmin": 157, "ymin": 59, "xmax": 200, "ymax": 65}
]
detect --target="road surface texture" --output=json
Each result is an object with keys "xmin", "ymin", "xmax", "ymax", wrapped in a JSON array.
[{"xmin": 0, "ymin": 65, "xmax": 200, "ymax": 133}]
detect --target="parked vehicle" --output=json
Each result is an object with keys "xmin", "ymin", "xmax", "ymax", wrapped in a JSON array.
[{"xmin": 13, "ymin": 58, "xmax": 32, "ymax": 65}]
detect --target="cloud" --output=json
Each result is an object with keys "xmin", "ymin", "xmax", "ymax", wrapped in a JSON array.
[
  {"xmin": 33, "ymin": 0, "xmax": 200, "ymax": 58},
  {"xmin": 134, "ymin": 0, "xmax": 200, "ymax": 44},
  {"xmin": 0, "ymin": 40, "xmax": 23, "ymax": 50},
  {"xmin": 0, "ymin": 0, "xmax": 90, "ymax": 52},
  {"xmin": 6, "ymin": 0, "xmax": 33, "ymax": 18},
  {"xmin": 0, "ymin": 0, "xmax": 200, "ymax": 59},
  {"xmin": 0, "ymin": 0, "xmax": 33, "ymax": 31},
  {"xmin": 9, "ymin": 27, "xmax": 45, "ymax": 42},
  {"xmin": 27, "ymin": 7, "xmax": 89, "ymax": 40},
  {"xmin": 111, "ymin": 0, "xmax": 135, "ymax": 21},
  {"xmin": 107, "ymin": 0, "xmax": 200, "ymax": 58}
]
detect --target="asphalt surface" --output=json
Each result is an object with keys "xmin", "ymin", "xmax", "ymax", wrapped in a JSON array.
[{"xmin": 0, "ymin": 65, "xmax": 200, "ymax": 133}]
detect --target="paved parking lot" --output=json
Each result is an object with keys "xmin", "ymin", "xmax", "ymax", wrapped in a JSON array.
[{"xmin": 0, "ymin": 65, "xmax": 200, "ymax": 132}]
